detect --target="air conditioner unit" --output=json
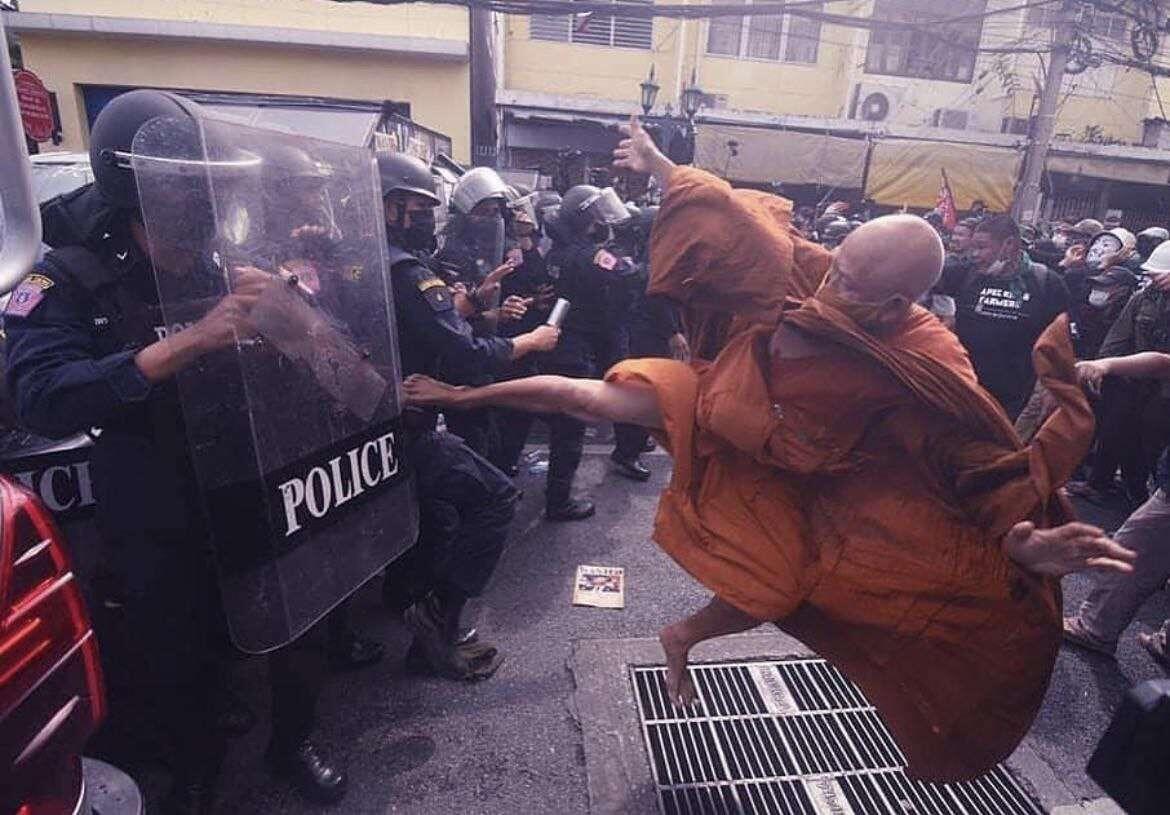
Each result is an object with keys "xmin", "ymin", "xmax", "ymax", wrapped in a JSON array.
[
  {"xmin": 849, "ymin": 84, "xmax": 905, "ymax": 123},
  {"xmin": 932, "ymin": 108, "xmax": 970, "ymax": 130}
]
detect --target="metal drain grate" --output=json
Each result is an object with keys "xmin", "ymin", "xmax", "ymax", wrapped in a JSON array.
[{"xmin": 632, "ymin": 659, "xmax": 1043, "ymax": 815}]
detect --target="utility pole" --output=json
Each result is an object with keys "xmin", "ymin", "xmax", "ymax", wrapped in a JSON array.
[
  {"xmin": 1013, "ymin": 1, "xmax": 1074, "ymax": 224},
  {"xmin": 468, "ymin": 5, "xmax": 497, "ymax": 167}
]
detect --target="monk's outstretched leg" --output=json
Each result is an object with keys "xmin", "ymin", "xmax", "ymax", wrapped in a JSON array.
[{"xmin": 659, "ymin": 595, "xmax": 762, "ymax": 707}]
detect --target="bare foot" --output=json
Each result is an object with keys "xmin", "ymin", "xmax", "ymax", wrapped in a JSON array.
[{"xmin": 659, "ymin": 622, "xmax": 697, "ymax": 707}]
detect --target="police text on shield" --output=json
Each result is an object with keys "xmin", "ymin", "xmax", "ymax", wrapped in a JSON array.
[{"xmin": 277, "ymin": 431, "xmax": 398, "ymax": 536}]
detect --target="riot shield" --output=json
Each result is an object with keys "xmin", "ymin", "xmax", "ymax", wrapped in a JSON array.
[{"xmin": 132, "ymin": 113, "xmax": 417, "ymax": 653}]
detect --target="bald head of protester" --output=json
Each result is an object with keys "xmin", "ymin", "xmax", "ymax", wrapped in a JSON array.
[{"xmin": 818, "ymin": 214, "xmax": 944, "ymax": 334}]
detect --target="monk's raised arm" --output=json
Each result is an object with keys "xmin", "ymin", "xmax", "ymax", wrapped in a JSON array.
[{"xmin": 402, "ymin": 374, "xmax": 663, "ymax": 429}]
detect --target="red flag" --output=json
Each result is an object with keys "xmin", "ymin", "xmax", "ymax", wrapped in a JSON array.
[
  {"xmin": 937, "ymin": 168, "xmax": 958, "ymax": 230},
  {"xmin": 574, "ymin": 12, "xmax": 595, "ymax": 33}
]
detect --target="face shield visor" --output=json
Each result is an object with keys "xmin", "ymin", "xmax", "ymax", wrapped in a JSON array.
[{"xmin": 585, "ymin": 187, "xmax": 632, "ymax": 227}]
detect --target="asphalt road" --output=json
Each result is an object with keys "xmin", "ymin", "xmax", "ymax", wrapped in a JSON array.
[{"xmin": 134, "ymin": 447, "xmax": 1167, "ymax": 814}]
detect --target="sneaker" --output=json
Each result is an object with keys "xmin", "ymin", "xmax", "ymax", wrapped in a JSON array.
[{"xmin": 1062, "ymin": 616, "xmax": 1117, "ymax": 658}]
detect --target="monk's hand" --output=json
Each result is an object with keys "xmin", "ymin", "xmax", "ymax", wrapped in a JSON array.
[
  {"xmin": 1075, "ymin": 360, "xmax": 1107, "ymax": 397},
  {"xmin": 1003, "ymin": 521, "xmax": 1136, "ymax": 578},
  {"xmin": 614, "ymin": 116, "xmax": 671, "ymax": 177},
  {"xmin": 403, "ymin": 374, "xmax": 467, "ymax": 408}
]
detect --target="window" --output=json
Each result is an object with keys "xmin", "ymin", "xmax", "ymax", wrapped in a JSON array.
[
  {"xmin": 1026, "ymin": 3, "xmax": 1128, "ymax": 40},
  {"xmin": 706, "ymin": 0, "xmax": 822, "ymax": 64},
  {"xmin": 530, "ymin": 0, "xmax": 653, "ymax": 50},
  {"xmin": 866, "ymin": 0, "xmax": 986, "ymax": 83}
]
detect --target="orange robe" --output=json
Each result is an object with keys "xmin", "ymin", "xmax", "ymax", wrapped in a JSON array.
[
  {"xmin": 647, "ymin": 166, "xmax": 830, "ymax": 359},
  {"xmin": 607, "ymin": 168, "xmax": 1093, "ymax": 782}
]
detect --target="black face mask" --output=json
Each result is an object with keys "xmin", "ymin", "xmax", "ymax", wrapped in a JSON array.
[
  {"xmin": 389, "ymin": 207, "xmax": 437, "ymax": 253},
  {"xmin": 466, "ymin": 214, "xmax": 503, "ymax": 247}
]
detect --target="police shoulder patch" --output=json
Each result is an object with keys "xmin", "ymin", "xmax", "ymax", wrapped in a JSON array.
[
  {"xmin": 420, "ymin": 281, "xmax": 453, "ymax": 312},
  {"xmin": 593, "ymin": 249, "xmax": 618, "ymax": 271},
  {"xmin": 417, "ymin": 277, "xmax": 447, "ymax": 293},
  {"xmin": 25, "ymin": 273, "xmax": 55, "ymax": 291},
  {"xmin": 4, "ymin": 273, "xmax": 54, "ymax": 318}
]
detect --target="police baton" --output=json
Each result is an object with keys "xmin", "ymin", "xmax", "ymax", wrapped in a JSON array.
[{"xmin": 546, "ymin": 298, "xmax": 570, "ymax": 329}]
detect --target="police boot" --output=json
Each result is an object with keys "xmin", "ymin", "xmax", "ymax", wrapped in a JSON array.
[
  {"xmin": 610, "ymin": 452, "xmax": 651, "ymax": 482},
  {"xmin": 404, "ymin": 593, "xmax": 502, "ymax": 681},
  {"xmin": 546, "ymin": 497, "xmax": 596, "ymax": 522},
  {"xmin": 546, "ymin": 478, "xmax": 596, "ymax": 521},
  {"xmin": 266, "ymin": 737, "xmax": 348, "ymax": 805}
]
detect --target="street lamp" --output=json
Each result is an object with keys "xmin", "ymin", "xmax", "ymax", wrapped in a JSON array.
[
  {"xmin": 681, "ymin": 67, "xmax": 704, "ymax": 121},
  {"xmin": 640, "ymin": 65, "xmax": 660, "ymax": 116}
]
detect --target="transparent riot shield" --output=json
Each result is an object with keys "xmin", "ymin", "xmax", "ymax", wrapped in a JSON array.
[{"xmin": 133, "ymin": 113, "xmax": 417, "ymax": 653}]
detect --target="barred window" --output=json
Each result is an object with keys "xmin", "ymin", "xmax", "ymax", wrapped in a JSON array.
[
  {"xmin": 1026, "ymin": 2, "xmax": 1128, "ymax": 41},
  {"xmin": 784, "ymin": 10, "xmax": 822, "ymax": 63},
  {"xmin": 706, "ymin": 0, "xmax": 822, "ymax": 64},
  {"xmin": 530, "ymin": 0, "xmax": 653, "ymax": 50},
  {"xmin": 866, "ymin": 0, "xmax": 986, "ymax": 83}
]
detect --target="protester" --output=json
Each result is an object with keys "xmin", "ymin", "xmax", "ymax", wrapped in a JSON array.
[
  {"xmin": 1064, "ymin": 351, "xmax": 1170, "ymax": 671},
  {"xmin": 1135, "ymin": 226, "xmax": 1168, "ymax": 264},
  {"xmin": 1073, "ymin": 229, "xmax": 1141, "ymax": 359},
  {"xmin": 1067, "ymin": 241, "xmax": 1170, "ymax": 504},
  {"xmin": 940, "ymin": 214, "xmax": 1070, "ymax": 418},
  {"xmin": 400, "ymin": 117, "xmax": 1134, "ymax": 782}
]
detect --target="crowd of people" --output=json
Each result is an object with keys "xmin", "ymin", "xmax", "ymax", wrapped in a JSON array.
[
  {"xmin": 796, "ymin": 193, "xmax": 1170, "ymax": 677},
  {"xmin": 4, "ymin": 90, "xmax": 1167, "ymax": 811}
]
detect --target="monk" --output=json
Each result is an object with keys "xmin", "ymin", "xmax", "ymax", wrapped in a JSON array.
[{"xmin": 402, "ymin": 120, "xmax": 1134, "ymax": 781}]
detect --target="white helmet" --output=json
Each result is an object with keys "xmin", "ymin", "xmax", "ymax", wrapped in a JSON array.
[
  {"xmin": 1142, "ymin": 239, "xmax": 1170, "ymax": 273},
  {"xmin": 450, "ymin": 167, "xmax": 509, "ymax": 215}
]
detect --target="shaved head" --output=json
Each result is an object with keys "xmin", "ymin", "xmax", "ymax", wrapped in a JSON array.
[{"xmin": 832, "ymin": 215, "xmax": 945, "ymax": 303}]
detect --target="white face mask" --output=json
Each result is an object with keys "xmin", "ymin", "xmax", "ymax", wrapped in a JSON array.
[{"xmin": 985, "ymin": 259, "xmax": 1008, "ymax": 276}]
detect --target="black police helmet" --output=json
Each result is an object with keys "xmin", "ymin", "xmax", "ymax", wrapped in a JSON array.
[
  {"xmin": 557, "ymin": 184, "xmax": 603, "ymax": 237},
  {"xmin": 89, "ymin": 89, "xmax": 205, "ymax": 210},
  {"xmin": 376, "ymin": 152, "xmax": 440, "ymax": 206}
]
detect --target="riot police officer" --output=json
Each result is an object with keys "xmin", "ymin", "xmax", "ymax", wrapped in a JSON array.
[
  {"xmin": 377, "ymin": 152, "xmax": 558, "ymax": 678},
  {"xmin": 609, "ymin": 205, "xmax": 688, "ymax": 480},
  {"xmin": 539, "ymin": 184, "xmax": 639, "ymax": 520},
  {"xmin": 427, "ymin": 166, "xmax": 517, "ymax": 458},
  {"xmin": 4, "ymin": 91, "xmax": 346, "ymax": 812}
]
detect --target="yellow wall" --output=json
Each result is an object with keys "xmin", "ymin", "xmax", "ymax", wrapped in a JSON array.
[
  {"xmin": 21, "ymin": 0, "xmax": 468, "ymax": 40},
  {"xmin": 502, "ymin": 0, "xmax": 1160, "ymax": 146},
  {"xmin": 504, "ymin": 14, "xmax": 685, "ymax": 107},
  {"xmin": 18, "ymin": 0, "xmax": 470, "ymax": 160}
]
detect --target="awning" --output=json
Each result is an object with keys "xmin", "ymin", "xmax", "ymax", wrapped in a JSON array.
[
  {"xmin": 866, "ymin": 139, "xmax": 1022, "ymax": 211},
  {"xmin": 1046, "ymin": 153, "xmax": 1170, "ymax": 186},
  {"xmin": 694, "ymin": 123, "xmax": 868, "ymax": 188},
  {"xmin": 503, "ymin": 113, "xmax": 621, "ymax": 154}
]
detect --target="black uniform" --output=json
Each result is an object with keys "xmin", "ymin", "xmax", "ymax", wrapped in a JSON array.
[
  {"xmin": 612, "ymin": 263, "xmax": 680, "ymax": 462},
  {"xmin": 3, "ymin": 208, "xmax": 342, "ymax": 787},
  {"xmin": 427, "ymin": 226, "xmax": 504, "ymax": 457},
  {"xmin": 540, "ymin": 236, "xmax": 637, "ymax": 507},
  {"xmin": 381, "ymin": 246, "xmax": 518, "ymax": 611},
  {"xmin": 492, "ymin": 243, "xmax": 555, "ymax": 475}
]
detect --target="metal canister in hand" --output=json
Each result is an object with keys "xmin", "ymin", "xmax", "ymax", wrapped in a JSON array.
[{"xmin": 546, "ymin": 297, "xmax": 570, "ymax": 328}]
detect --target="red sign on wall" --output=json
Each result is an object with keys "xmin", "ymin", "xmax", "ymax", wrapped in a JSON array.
[{"xmin": 13, "ymin": 69, "xmax": 55, "ymax": 143}]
